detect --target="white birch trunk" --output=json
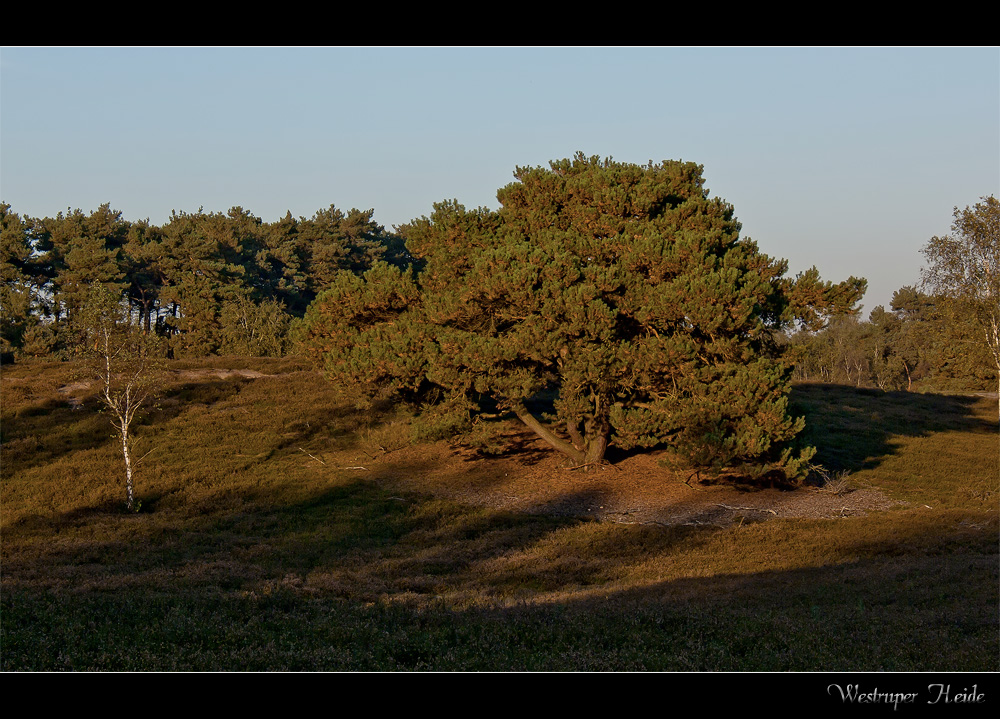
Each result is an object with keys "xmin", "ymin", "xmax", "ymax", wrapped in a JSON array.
[{"xmin": 121, "ymin": 424, "xmax": 135, "ymax": 511}]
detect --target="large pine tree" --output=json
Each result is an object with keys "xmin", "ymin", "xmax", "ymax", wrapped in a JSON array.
[{"xmin": 300, "ymin": 154, "xmax": 866, "ymax": 478}]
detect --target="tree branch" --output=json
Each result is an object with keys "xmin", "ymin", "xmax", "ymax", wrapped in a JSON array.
[{"xmin": 513, "ymin": 401, "xmax": 585, "ymax": 465}]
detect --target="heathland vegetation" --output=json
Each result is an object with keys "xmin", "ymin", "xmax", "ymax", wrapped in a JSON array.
[
  {"xmin": 1, "ymin": 156, "xmax": 997, "ymax": 670},
  {"xmin": 2, "ymin": 356, "xmax": 996, "ymax": 670}
]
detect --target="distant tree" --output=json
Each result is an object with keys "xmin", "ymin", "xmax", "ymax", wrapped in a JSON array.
[
  {"xmin": 260, "ymin": 211, "xmax": 309, "ymax": 315},
  {"xmin": 297, "ymin": 206, "xmax": 390, "ymax": 297},
  {"xmin": 219, "ymin": 293, "xmax": 291, "ymax": 357},
  {"xmin": 24, "ymin": 205, "xmax": 132, "ymax": 357},
  {"xmin": 81, "ymin": 285, "xmax": 163, "ymax": 512},
  {"xmin": 791, "ymin": 281, "xmax": 994, "ymax": 392},
  {"xmin": 888, "ymin": 285, "xmax": 990, "ymax": 391},
  {"xmin": 120, "ymin": 219, "xmax": 169, "ymax": 336},
  {"xmin": 156, "ymin": 209, "xmax": 247, "ymax": 356},
  {"xmin": 40, "ymin": 204, "xmax": 128, "ymax": 321},
  {"xmin": 300, "ymin": 154, "xmax": 865, "ymax": 479},
  {"xmin": 1, "ymin": 203, "xmax": 39, "ymax": 357},
  {"xmin": 921, "ymin": 196, "xmax": 1000, "ymax": 418},
  {"xmin": 866, "ymin": 305, "xmax": 909, "ymax": 391},
  {"xmin": 804, "ymin": 315, "xmax": 870, "ymax": 386},
  {"xmin": 25, "ymin": 211, "xmax": 72, "ymax": 322}
]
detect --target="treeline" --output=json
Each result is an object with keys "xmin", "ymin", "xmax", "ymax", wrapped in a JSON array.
[
  {"xmin": 2, "ymin": 199, "xmax": 991, "ymax": 394},
  {"xmin": 0, "ymin": 201, "xmax": 407, "ymax": 360},
  {"xmin": 786, "ymin": 285, "xmax": 994, "ymax": 392}
]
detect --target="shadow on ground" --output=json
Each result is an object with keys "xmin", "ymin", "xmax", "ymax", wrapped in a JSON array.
[
  {"xmin": 789, "ymin": 383, "xmax": 994, "ymax": 473},
  {"xmin": 2, "ymin": 467, "xmax": 996, "ymax": 670}
]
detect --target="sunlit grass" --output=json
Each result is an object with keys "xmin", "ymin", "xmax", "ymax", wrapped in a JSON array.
[{"xmin": 2, "ymin": 361, "xmax": 997, "ymax": 670}]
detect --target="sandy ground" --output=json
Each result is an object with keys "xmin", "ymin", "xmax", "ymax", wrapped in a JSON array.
[{"xmin": 368, "ymin": 429, "xmax": 905, "ymax": 528}]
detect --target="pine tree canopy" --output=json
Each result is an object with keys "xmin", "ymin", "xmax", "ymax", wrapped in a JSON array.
[{"xmin": 299, "ymin": 153, "xmax": 868, "ymax": 477}]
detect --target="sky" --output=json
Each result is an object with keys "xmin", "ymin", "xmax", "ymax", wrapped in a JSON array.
[{"xmin": 2, "ymin": 46, "xmax": 998, "ymax": 315}]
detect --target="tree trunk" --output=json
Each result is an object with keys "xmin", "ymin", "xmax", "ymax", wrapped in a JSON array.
[
  {"xmin": 583, "ymin": 431, "xmax": 609, "ymax": 466},
  {"xmin": 513, "ymin": 401, "xmax": 609, "ymax": 468},
  {"xmin": 513, "ymin": 402, "xmax": 584, "ymax": 465},
  {"xmin": 143, "ymin": 297, "xmax": 152, "ymax": 336},
  {"xmin": 566, "ymin": 420, "xmax": 586, "ymax": 452},
  {"xmin": 121, "ymin": 424, "xmax": 135, "ymax": 511},
  {"xmin": 583, "ymin": 414, "xmax": 610, "ymax": 466}
]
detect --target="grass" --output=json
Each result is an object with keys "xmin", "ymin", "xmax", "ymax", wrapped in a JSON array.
[{"xmin": 1, "ymin": 360, "xmax": 997, "ymax": 671}]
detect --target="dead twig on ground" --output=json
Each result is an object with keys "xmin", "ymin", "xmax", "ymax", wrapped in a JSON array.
[
  {"xmin": 298, "ymin": 448, "xmax": 326, "ymax": 465},
  {"xmin": 684, "ymin": 471, "xmax": 706, "ymax": 489},
  {"xmin": 716, "ymin": 504, "xmax": 778, "ymax": 515}
]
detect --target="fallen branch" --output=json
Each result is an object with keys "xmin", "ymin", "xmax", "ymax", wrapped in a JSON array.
[
  {"xmin": 298, "ymin": 448, "xmax": 326, "ymax": 465},
  {"xmin": 716, "ymin": 504, "xmax": 778, "ymax": 515}
]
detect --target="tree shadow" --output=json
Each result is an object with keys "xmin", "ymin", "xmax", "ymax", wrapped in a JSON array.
[
  {"xmin": 449, "ymin": 422, "xmax": 553, "ymax": 466},
  {"xmin": 3, "ymin": 465, "xmax": 995, "ymax": 670},
  {"xmin": 1, "ymin": 396, "xmax": 111, "ymax": 474},
  {"xmin": 789, "ymin": 383, "xmax": 995, "ymax": 473},
  {"xmin": 1, "ymin": 374, "xmax": 260, "ymax": 475}
]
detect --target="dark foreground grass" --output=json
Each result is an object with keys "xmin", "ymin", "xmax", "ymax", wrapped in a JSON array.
[
  {"xmin": 3, "ymin": 554, "xmax": 994, "ymax": 672},
  {"xmin": 2, "ymin": 360, "xmax": 997, "ymax": 671}
]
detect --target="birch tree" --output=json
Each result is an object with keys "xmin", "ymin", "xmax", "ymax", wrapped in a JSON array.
[
  {"xmin": 82, "ymin": 285, "xmax": 163, "ymax": 511},
  {"xmin": 921, "ymin": 196, "xmax": 1000, "ymax": 422}
]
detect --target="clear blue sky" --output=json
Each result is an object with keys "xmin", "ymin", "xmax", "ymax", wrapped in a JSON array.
[{"xmin": 2, "ymin": 47, "xmax": 998, "ymax": 315}]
